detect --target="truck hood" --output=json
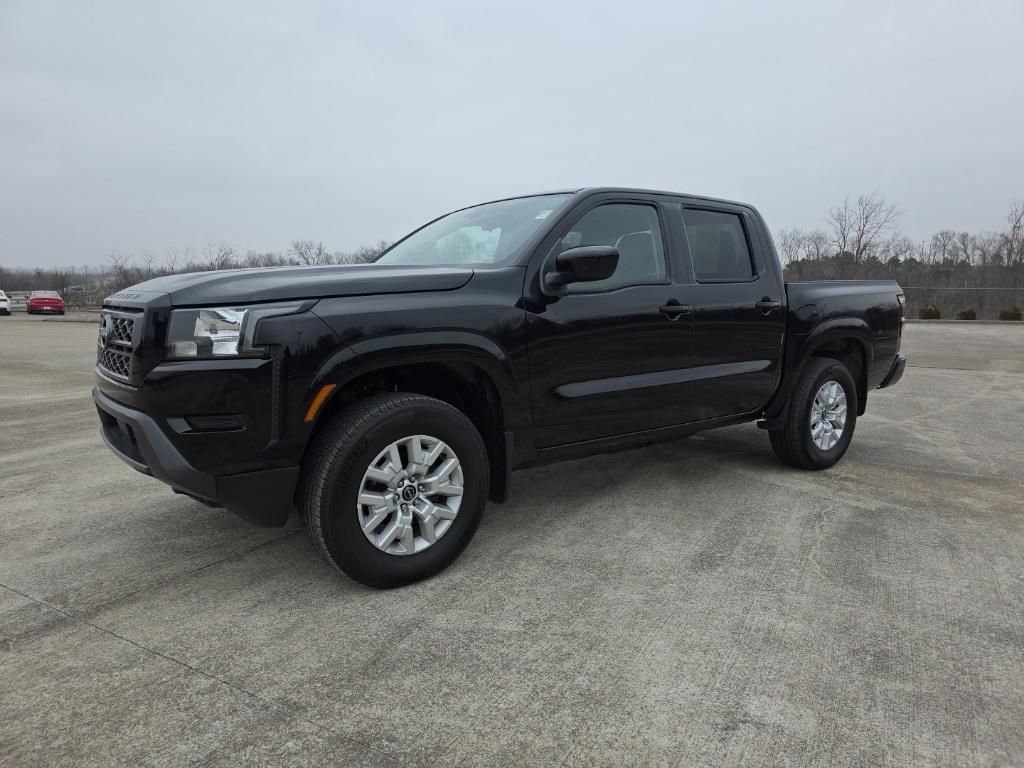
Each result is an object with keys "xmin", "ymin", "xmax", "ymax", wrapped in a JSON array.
[{"xmin": 114, "ymin": 264, "xmax": 475, "ymax": 307}]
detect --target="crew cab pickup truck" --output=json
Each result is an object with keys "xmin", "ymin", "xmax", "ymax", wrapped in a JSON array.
[{"xmin": 93, "ymin": 188, "xmax": 906, "ymax": 587}]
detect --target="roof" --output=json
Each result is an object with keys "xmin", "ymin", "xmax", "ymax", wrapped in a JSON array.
[
  {"xmin": 577, "ymin": 186, "xmax": 752, "ymax": 208},
  {"xmin": 477, "ymin": 187, "xmax": 753, "ymax": 210}
]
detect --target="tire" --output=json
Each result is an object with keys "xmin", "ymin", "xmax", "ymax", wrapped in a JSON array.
[
  {"xmin": 769, "ymin": 357, "xmax": 857, "ymax": 470},
  {"xmin": 300, "ymin": 392, "xmax": 489, "ymax": 588}
]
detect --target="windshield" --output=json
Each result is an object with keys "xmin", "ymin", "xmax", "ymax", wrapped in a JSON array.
[{"xmin": 376, "ymin": 194, "xmax": 571, "ymax": 266}]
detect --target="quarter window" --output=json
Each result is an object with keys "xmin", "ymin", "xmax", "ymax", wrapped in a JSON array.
[
  {"xmin": 560, "ymin": 204, "xmax": 666, "ymax": 292},
  {"xmin": 681, "ymin": 208, "xmax": 755, "ymax": 282}
]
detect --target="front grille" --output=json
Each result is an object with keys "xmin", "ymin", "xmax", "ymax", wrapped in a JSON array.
[
  {"xmin": 110, "ymin": 316, "xmax": 135, "ymax": 344},
  {"xmin": 98, "ymin": 346, "xmax": 132, "ymax": 378},
  {"xmin": 97, "ymin": 309, "xmax": 141, "ymax": 381}
]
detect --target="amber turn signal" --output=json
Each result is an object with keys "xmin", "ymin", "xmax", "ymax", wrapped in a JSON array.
[{"xmin": 304, "ymin": 384, "xmax": 337, "ymax": 423}]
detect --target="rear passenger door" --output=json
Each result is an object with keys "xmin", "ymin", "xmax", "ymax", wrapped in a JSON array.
[{"xmin": 678, "ymin": 202, "xmax": 786, "ymax": 420}]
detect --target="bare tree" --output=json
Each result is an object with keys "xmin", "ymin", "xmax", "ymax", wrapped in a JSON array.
[
  {"xmin": 202, "ymin": 241, "xmax": 236, "ymax": 271},
  {"xmin": 352, "ymin": 240, "xmax": 390, "ymax": 264},
  {"xmin": 827, "ymin": 194, "xmax": 901, "ymax": 262},
  {"xmin": 289, "ymin": 239, "xmax": 332, "ymax": 265},
  {"xmin": 106, "ymin": 250, "xmax": 136, "ymax": 291},
  {"xmin": 179, "ymin": 246, "xmax": 201, "ymax": 272},
  {"xmin": 878, "ymin": 234, "xmax": 916, "ymax": 263},
  {"xmin": 1002, "ymin": 201, "xmax": 1024, "ymax": 268},
  {"xmin": 951, "ymin": 232, "xmax": 972, "ymax": 264},
  {"xmin": 243, "ymin": 250, "xmax": 287, "ymax": 268},
  {"xmin": 929, "ymin": 230, "xmax": 957, "ymax": 262},
  {"xmin": 138, "ymin": 250, "xmax": 158, "ymax": 280},
  {"xmin": 805, "ymin": 230, "xmax": 831, "ymax": 260},
  {"xmin": 775, "ymin": 228, "xmax": 805, "ymax": 264},
  {"xmin": 773, "ymin": 229, "xmax": 835, "ymax": 279},
  {"xmin": 163, "ymin": 249, "xmax": 180, "ymax": 274}
]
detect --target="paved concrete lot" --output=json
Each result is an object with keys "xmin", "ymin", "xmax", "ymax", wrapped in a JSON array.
[{"xmin": 2, "ymin": 314, "xmax": 1023, "ymax": 767}]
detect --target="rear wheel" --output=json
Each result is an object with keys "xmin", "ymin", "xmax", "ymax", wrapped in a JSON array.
[
  {"xmin": 769, "ymin": 357, "xmax": 857, "ymax": 470},
  {"xmin": 300, "ymin": 392, "xmax": 489, "ymax": 588}
]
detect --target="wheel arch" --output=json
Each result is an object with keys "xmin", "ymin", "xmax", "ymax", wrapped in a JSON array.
[
  {"xmin": 762, "ymin": 319, "xmax": 873, "ymax": 427},
  {"xmin": 302, "ymin": 338, "xmax": 520, "ymax": 503},
  {"xmin": 800, "ymin": 321, "xmax": 872, "ymax": 415}
]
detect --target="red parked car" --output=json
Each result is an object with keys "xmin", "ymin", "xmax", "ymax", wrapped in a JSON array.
[{"xmin": 26, "ymin": 290, "xmax": 65, "ymax": 314}]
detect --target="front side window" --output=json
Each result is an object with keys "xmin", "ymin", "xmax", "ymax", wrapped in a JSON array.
[
  {"xmin": 376, "ymin": 194, "xmax": 571, "ymax": 267},
  {"xmin": 681, "ymin": 208, "xmax": 755, "ymax": 282},
  {"xmin": 559, "ymin": 204, "xmax": 666, "ymax": 292}
]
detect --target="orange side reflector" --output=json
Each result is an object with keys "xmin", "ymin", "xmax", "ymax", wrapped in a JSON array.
[{"xmin": 304, "ymin": 384, "xmax": 337, "ymax": 423}]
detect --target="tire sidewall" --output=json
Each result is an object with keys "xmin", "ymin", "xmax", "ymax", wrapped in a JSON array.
[
  {"xmin": 799, "ymin": 361, "xmax": 857, "ymax": 468},
  {"xmin": 317, "ymin": 403, "xmax": 488, "ymax": 587}
]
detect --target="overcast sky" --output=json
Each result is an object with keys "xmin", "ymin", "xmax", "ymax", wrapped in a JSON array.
[{"xmin": 1, "ymin": 0, "xmax": 1022, "ymax": 268}]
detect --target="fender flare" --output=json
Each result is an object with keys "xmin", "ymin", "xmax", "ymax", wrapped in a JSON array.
[
  {"xmin": 302, "ymin": 331, "xmax": 524, "ymax": 503},
  {"xmin": 761, "ymin": 317, "xmax": 873, "ymax": 427},
  {"xmin": 308, "ymin": 330, "xmax": 519, "ymax": 407},
  {"xmin": 796, "ymin": 317, "xmax": 874, "ymax": 373}
]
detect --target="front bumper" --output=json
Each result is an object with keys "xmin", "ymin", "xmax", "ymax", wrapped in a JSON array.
[
  {"xmin": 93, "ymin": 387, "xmax": 298, "ymax": 527},
  {"xmin": 879, "ymin": 353, "xmax": 907, "ymax": 389}
]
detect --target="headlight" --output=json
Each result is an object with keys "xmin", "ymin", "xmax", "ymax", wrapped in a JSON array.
[{"xmin": 166, "ymin": 302, "xmax": 306, "ymax": 359}]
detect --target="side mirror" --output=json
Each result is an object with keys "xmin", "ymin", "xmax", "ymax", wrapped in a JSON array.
[{"xmin": 542, "ymin": 246, "xmax": 619, "ymax": 294}]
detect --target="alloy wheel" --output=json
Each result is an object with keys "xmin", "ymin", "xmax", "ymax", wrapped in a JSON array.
[
  {"xmin": 356, "ymin": 434, "xmax": 464, "ymax": 555},
  {"xmin": 810, "ymin": 380, "xmax": 847, "ymax": 451}
]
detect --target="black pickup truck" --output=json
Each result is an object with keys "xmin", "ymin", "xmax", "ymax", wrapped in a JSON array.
[{"xmin": 93, "ymin": 188, "xmax": 906, "ymax": 586}]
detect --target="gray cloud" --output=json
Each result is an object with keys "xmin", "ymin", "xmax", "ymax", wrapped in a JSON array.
[{"xmin": 1, "ymin": 0, "xmax": 1022, "ymax": 267}]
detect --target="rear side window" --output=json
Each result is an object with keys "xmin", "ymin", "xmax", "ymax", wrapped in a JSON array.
[{"xmin": 681, "ymin": 208, "xmax": 754, "ymax": 282}]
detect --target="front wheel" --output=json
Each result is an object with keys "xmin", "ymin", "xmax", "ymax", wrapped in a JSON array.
[
  {"xmin": 769, "ymin": 357, "xmax": 857, "ymax": 470},
  {"xmin": 300, "ymin": 392, "xmax": 489, "ymax": 588}
]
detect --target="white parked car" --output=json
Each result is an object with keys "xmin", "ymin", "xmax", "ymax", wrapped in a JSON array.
[{"xmin": 0, "ymin": 290, "xmax": 10, "ymax": 315}]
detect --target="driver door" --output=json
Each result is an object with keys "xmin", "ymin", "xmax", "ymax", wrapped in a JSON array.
[{"xmin": 526, "ymin": 198, "xmax": 694, "ymax": 448}]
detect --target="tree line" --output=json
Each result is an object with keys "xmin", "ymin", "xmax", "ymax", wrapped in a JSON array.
[
  {"xmin": 0, "ymin": 239, "xmax": 391, "ymax": 307},
  {"xmin": 778, "ymin": 195, "xmax": 1024, "ymax": 319},
  {"xmin": 103, "ymin": 238, "xmax": 392, "ymax": 291},
  {"xmin": 2, "ymin": 195, "xmax": 1023, "ymax": 319}
]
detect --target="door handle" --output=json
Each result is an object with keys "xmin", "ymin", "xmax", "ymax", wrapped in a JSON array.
[
  {"xmin": 660, "ymin": 301, "xmax": 693, "ymax": 321},
  {"xmin": 756, "ymin": 298, "xmax": 782, "ymax": 315}
]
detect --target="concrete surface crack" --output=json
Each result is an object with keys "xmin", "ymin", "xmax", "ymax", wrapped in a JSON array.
[
  {"xmin": 807, "ymin": 466, "xmax": 849, "ymax": 578},
  {"xmin": 0, "ymin": 578, "xmax": 405, "ymax": 766},
  {"xmin": 1, "ymin": 531, "xmax": 301, "ymax": 646}
]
